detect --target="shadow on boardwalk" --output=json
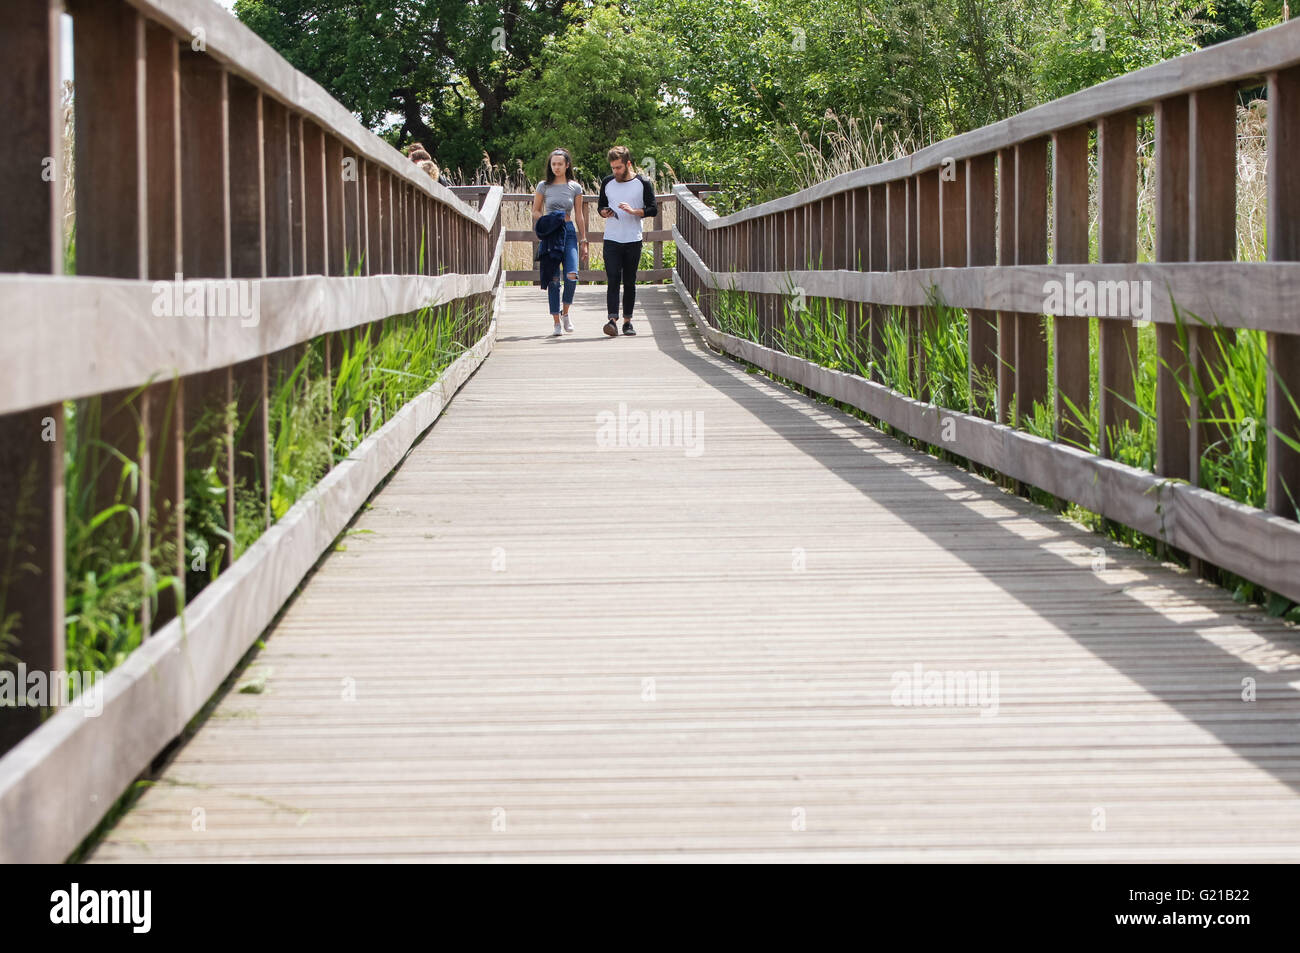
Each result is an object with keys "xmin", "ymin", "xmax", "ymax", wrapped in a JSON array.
[{"xmin": 649, "ymin": 288, "xmax": 1300, "ymax": 794}]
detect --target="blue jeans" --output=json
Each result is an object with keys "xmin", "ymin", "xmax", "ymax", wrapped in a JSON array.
[{"xmin": 547, "ymin": 221, "xmax": 579, "ymax": 315}]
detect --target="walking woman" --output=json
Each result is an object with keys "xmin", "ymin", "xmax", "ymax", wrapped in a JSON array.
[{"xmin": 532, "ymin": 149, "xmax": 587, "ymax": 335}]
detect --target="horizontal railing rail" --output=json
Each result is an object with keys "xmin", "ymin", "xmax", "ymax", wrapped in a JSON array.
[
  {"xmin": 0, "ymin": 0, "xmax": 504, "ymax": 861},
  {"xmin": 673, "ymin": 18, "xmax": 1300, "ymax": 605}
]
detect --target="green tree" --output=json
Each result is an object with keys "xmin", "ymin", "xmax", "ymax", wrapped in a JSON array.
[
  {"xmin": 233, "ymin": 0, "xmax": 578, "ymax": 173},
  {"xmin": 504, "ymin": 2, "xmax": 681, "ymax": 184}
]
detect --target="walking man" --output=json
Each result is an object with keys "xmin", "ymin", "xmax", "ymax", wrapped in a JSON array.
[{"xmin": 596, "ymin": 146, "xmax": 658, "ymax": 336}]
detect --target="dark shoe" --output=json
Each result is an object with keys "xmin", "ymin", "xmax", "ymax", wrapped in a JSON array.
[
  {"xmin": 622, "ymin": 321, "xmax": 637, "ymax": 336},
  {"xmin": 603, "ymin": 319, "xmax": 618, "ymax": 337}
]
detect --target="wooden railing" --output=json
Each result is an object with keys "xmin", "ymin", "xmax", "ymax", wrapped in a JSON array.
[
  {"xmin": 674, "ymin": 19, "xmax": 1300, "ymax": 605},
  {"xmin": 499, "ymin": 192, "xmax": 677, "ymax": 283},
  {"xmin": 0, "ymin": 0, "xmax": 502, "ymax": 861}
]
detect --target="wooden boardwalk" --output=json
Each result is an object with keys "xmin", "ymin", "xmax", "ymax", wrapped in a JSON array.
[{"xmin": 90, "ymin": 285, "xmax": 1300, "ymax": 862}]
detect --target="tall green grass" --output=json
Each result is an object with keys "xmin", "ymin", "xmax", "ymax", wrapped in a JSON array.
[
  {"xmin": 183, "ymin": 400, "xmax": 234, "ymax": 601},
  {"xmin": 64, "ymin": 392, "xmax": 179, "ymax": 676},
  {"xmin": 2, "ymin": 298, "xmax": 488, "ymax": 688}
]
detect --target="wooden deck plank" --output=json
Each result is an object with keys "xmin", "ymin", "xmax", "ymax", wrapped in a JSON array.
[{"xmin": 89, "ymin": 286, "xmax": 1300, "ymax": 863}]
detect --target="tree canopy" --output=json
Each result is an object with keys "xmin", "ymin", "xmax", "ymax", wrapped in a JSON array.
[{"xmin": 235, "ymin": 0, "xmax": 1291, "ymax": 200}]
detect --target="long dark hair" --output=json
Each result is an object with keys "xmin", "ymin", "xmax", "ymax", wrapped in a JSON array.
[{"xmin": 544, "ymin": 148, "xmax": 575, "ymax": 184}]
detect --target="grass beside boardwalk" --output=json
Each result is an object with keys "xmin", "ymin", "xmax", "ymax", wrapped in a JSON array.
[{"xmin": 53, "ymin": 299, "xmax": 483, "ymax": 691}]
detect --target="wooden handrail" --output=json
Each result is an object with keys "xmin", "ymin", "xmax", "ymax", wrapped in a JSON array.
[{"xmin": 0, "ymin": 0, "xmax": 506, "ymax": 837}]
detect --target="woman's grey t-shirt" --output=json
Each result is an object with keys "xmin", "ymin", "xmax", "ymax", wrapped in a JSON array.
[{"xmin": 535, "ymin": 179, "xmax": 583, "ymax": 215}]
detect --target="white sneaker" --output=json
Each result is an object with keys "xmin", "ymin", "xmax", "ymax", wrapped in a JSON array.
[
  {"xmin": 552, "ymin": 322, "xmax": 563, "ymax": 337},
  {"xmin": 562, "ymin": 314, "xmax": 574, "ymax": 332}
]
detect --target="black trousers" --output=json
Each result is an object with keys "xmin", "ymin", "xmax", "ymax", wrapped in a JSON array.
[{"xmin": 604, "ymin": 239, "xmax": 643, "ymax": 319}]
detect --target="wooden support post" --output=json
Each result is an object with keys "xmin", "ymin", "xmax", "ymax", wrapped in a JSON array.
[
  {"xmin": 1014, "ymin": 138, "xmax": 1049, "ymax": 426},
  {"xmin": 398, "ymin": 181, "xmax": 408, "ymax": 275},
  {"xmin": 227, "ymin": 77, "xmax": 269, "ymax": 531},
  {"xmin": 822, "ymin": 198, "xmax": 838, "ymax": 272},
  {"xmin": 908, "ymin": 176, "xmax": 923, "ymax": 396},
  {"xmin": 939, "ymin": 159, "xmax": 967, "ymax": 413},
  {"xmin": 386, "ymin": 172, "xmax": 396, "ymax": 274},
  {"xmin": 69, "ymin": 0, "xmax": 144, "ymax": 280},
  {"xmin": 262, "ymin": 98, "xmax": 292, "ymax": 278},
  {"xmin": 997, "ymin": 147, "xmax": 1016, "ymax": 424},
  {"xmin": 775, "ymin": 208, "xmax": 787, "ymax": 274},
  {"xmin": 843, "ymin": 188, "xmax": 865, "ymax": 374},
  {"xmin": 791, "ymin": 204, "xmax": 805, "ymax": 271},
  {"xmin": 885, "ymin": 179, "xmax": 909, "ymax": 387},
  {"xmin": 0, "ymin": 0, "xmax": 64, "ymax": 752},
  {"xmin": 325, "ymin": 136, "xmax": 345, "ymax": 277},
  {"xmin": 289, "ymin": 114, "xmax": 305, "ymax": 275},
  {"xmin": 144, "ymin": 24, "xmax": 184, "ymax": 630},
  {"xmin": 868, "ymin": 184, "xmax": 888, "ymax": 379},
  {"xmin": 68, "ymin": 0, "xmax": 155, "ymax": 641},
  {"xmin": 302, "ymin": 121, "xmax": 325, "ymax": 275},
  {"xmin": 966, "ymin": 154, "xmax": 998, "ymax": 417},
  {"xmin": 180, "ymin": 50, "xmax": 234, "ymax": 571},
  {"xmin": 343, "ymin": 149, "xmax": 361, "ymax": 274},
  {"xmin": 1053, "ymin": 124, "xmax": 1092, "ymax": 448},
  {"xmin": 1097, "ymin": 112, "xmax": 1139, "ymax": 458},
  {"xmin": 1267, "ymin": 67, "xmax": 1300, "ymax": 520},
  {"xmin": 227, "ymin": 77, "xmax": 265, "ymax": 280},
  {"xmin": 1155, "ymin": 96, "xmax": 1192, "ymax": 481},
  {"xmin": 1188, "ymin": 84, "xmax": 1238, "ymax": 486},
  {"xmin": 365, "ymin": 162, "xmax": 379, "ymax": 275}
]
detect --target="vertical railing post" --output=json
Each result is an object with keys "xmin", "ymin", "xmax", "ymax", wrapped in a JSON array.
[
  {"xmin": 906, "ymin": 176, "xmax": 921, "ymax": 393},
  {"xmin": 0, "ymin": 0, "xmax": 65, "ymax": 752},
  {"xmin": 290, "ymin": 115, "xmax": 305, "ymax": 275},
  {"xmin": 996, "ymin": 147, "xmax": 1015, "ymax": 424},
  {"xmin": 262, "ymin": 99, "xmax": 292, "ymax": 277},
  {"xmin": 1267, "ymin": 67, "xmax": 1300, "ymax": 520},
  {"xmin": 325, "ymin": 136, "xmax": 345, "ymax": 276},
  {"xmin": 1155, "ymin": 96, "xmax": 1192, "ymax": 482},
  {"xmin": 1053, "ymin": 124, "xmax": 1092, "ymax": 447},
  {"xmin": 302, "ymin": 121, "xmax": 325, "ymax": 274},
  {"xmin": 1097, "ymin": 112, "xmax": 1140, "ymax": 458},
  {"xmin": 385, "ymin": 172, "xmax": 396, "ymax": 274},
  {"xmin": 940, "ymin": 158, "xmax": 967, "ymax": 410},
  {"xmin": 966, "ymin": 154, "xmax": 998, "ymax": 416},
  {"xmin": 867, "ymin": 184, "xmax": 888, "ymax": 379},
  {"xmin": 180, "ymin": 48, "xmax": 235, "ymax": 571},
  {"xmin": 917, "ymin": 170, "xmax": 941, "ymax": 399},
  {"xmin": 227, "ymin": 77, "xmax": 270, "ymax": 532},
  {"xmin": 885, "ymin": 179, "xmax": 907, "ymax": 385},
  {"xmin": 69, "ymin": 0, "xmax": 156, "ymax": 644},
  {"xmin": 143, "ymin": 22, "xmax": 185, "ymax": 631},
  {"xmin": 365, "ymin": 161, "xmax": 380, "ymax": 275},
  {"xmin": 1013, "ymin": 138, "xmax": 1049, "ymax": 425},
  {"xmin": 1188, "ymin": 84, "xmax": 1238, "ymax": 487}
]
